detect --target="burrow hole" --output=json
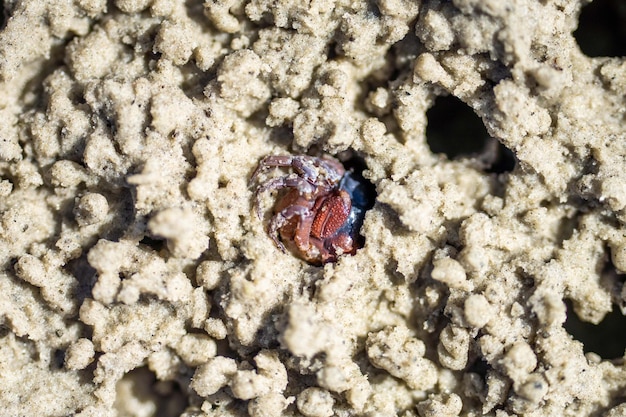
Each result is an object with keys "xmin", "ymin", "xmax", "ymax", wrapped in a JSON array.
[
  {"xmin": 425, "ymin": 95, "xmax": 516, "ymax": 173},
  {"xmin": 574, "ymin": 0, "xmax": 626, "ymax": 57},
  {"xmin": 563, "ymin": 260, "xmax": 626, "ymax": 360},
  {"xmin": 564, "ymin": 300, "xmax": 626, "ymax": 360},
  {"xmin": 115, "ymin": 367, "xmax": 188, "ymax": 417}
]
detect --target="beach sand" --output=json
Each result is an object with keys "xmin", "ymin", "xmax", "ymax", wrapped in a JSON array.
[{"xmin": 1, "ymin": 0, "xmax": 626, "ymax": 415}]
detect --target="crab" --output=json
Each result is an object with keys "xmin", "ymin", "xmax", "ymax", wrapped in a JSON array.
[{"xmin": 251, "ymin": 154, "xmax": 372, "ymax": 265}]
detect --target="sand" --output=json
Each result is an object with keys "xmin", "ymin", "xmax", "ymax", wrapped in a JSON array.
[{"xmin": 1, "ymin": 0, "xmax": 625, "ymax": 416}]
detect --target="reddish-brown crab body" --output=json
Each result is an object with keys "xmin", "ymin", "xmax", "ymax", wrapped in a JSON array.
[{"xmin": 251, "ymin": 155, "xmax": 371, "ymax": 265}]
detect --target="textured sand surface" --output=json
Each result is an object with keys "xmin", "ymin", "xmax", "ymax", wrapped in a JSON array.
[{"xmin": 1, "ymin": 0, "xmax": 626, "ymax": 416}]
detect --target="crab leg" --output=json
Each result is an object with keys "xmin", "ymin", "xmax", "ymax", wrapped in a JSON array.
[
  {"xmin": 251, "ymin": 155, "xmax": 344, "ymax": 184},
  {"xmin": 250, "ymin": 155, "xmax": 297, "ymax": 179},
  {"xmin": 252, "ymin": 155, "xmax": 320, "ymax": 180},
  {"xmin": 254, "ymin": 176, "xmax": 317, "ymax": 219},
  {"xmin": 268, "ymin": 205, "xmax": 312, "ymax": 252},
  {"xmin": 292, "ymin": 213, "xmax": 314, "ymax": 252}
]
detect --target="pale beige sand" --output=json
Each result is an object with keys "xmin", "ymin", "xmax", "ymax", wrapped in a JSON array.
[{"xmin": 1, "ymin": 1, "xmax": 626, "ymax": 416}]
